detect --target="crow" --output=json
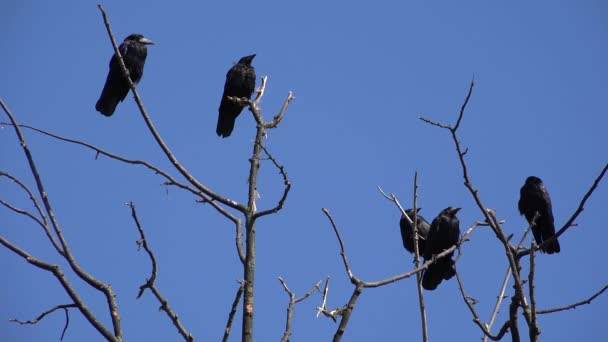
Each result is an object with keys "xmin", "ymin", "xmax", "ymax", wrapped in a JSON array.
[
  {"xmin": 518, "ymin": 176, "xmax": 561, "ymax": 254},
  {"xmin": 216, "ymin": 54, "xmax": 256, "ymax": 137},
  {"xmin": 422, "ymin": 207, "xmax": 461, "ymax": 290},
  {"xmin": 96, "ymin": 34, "xmax": 154, "ymax": 116},
  {"xmin": 399, "ymin": 208, "xmax": 430, "ymax": 255}
]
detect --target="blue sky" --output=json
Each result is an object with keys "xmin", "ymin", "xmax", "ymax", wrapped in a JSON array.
[{"xmin": 1, "ymin": 1, "xmax": 607, "ymax": 341}]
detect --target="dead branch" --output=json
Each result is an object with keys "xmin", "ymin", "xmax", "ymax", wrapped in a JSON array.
[
  {"xmin": 128, "ymin": 202, "xmax": 193, "ymax": 342},
  {"xmin": 537, "ymin": 284, "xmax": 608, "ymax": 315},
  {"xmin": 11, "ymin": 303, "xmax": 77, "ymax": 341},
  {"xmin": 223, "ymin": 281, "xmax": 245, "ymax": 342},
  {"xmin": 277, "ymin": 277, "xmax": 321, "ymax": 342}
]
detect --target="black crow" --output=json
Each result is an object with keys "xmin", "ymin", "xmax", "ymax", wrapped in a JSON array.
[
  {"xmin": 216, "ymin": 54, "xmax": 256, "ymax": 137},
  {"xmin": 96, "ymin": 34, "xmax": 154, "ymax": 116},
  {"xmin": 518, "ymin": 176, "xmax": 561, "ymax": 254},
  {"xmin": 399, "ymin": 208, "xmax": 430, "ymax": 255},
  {"xmin": 422, "ymin": 207, "xmax": 461, "ymax": 290}
]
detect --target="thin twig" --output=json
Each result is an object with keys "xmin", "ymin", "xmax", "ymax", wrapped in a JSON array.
[
  {"xmin": 2, "ymin": 121, "xmax": 247, "ymax": 264},
  {"xmin": 253, "ymin": 143, "xmax": 291, "ymax": 219},
  {"xmin": 454, "ymin": 268, "xmax": 508, "ymax": 341},
  {"xmin": 278, "ymin": 277, "xmax": 321, "ymax": 342},
  {"xmin": 412, "ymin": 172, "xmax": 428, "ymax": 342},
  {"xmin": 483, "ymin": 226, "xmax": 531, "ymax": 342},
  {"xmin": 129, "ymin": 202, "xmax": 194, "ymax": 342},
  {"xmin": 537, "ymin": 284, "xmax": 608, "ymax": 314},
  {"xmin": 11, "ymin": 304, "xmax": 77, "ymax": 341},
  {"xmin": 1, "ymin": 98, "xmax": 122, "ymax": 340},
  {"xmin": 0, "ymin": 170, "xmax": 50, "ymax": 231},
  {"xmin": 0, "ymin": 235, "xmax": 117, "ymax": 341}
]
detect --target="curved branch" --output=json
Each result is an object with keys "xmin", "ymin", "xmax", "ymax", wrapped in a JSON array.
[
  {"xmin": 253, "ymin": 143, "xmax": 291, "ymax": 219},
  {"xmin": 537, "ymin": 284, "xmax": 608, "ymax": 315},
  {"xmin": 1, "ymin": 98, "xmax": 123, "ymax": 339},
  {"xmin": 1, "ymin": 236, "xmax": 117, "ymax": 341},
  {"xmin": 129, "ymin": 202, "xmax": 194, "ymax": 341},
  {"xmin": 11, "ymin": 303, "xmax": 77, "ymax": 341}
]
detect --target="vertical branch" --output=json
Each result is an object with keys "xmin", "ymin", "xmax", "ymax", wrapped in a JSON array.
[
  {"xmin": 528, "ymin": 242, "xmax": 539, "ymax": 342},
  {"xmin": 508, "ymin": 292, "xmax": 521, "ymax": 342},
  {"xmin": 242, "ymin": 122, "xmax": 265, "ymax": 341},
  {"xmin": 411, "ymin": 172, "xmax": 428, "ymax": 342},
  {"xmin": 483, "ymin": 227, "xmax": 531, "ymax": 342}
]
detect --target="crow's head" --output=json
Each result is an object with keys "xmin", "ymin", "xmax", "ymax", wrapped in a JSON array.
[
  {"xmin": 525, "ymin": 176, "xmax": 543, "ymax": 186},
  {"xmin": 124, "ymin": 34, "xmax": 155, "ymax": 45},
  {"xmin": 442, "ymin": 207, "xmax": 461, "ymax": 217},
  {"xmin": 238, "ymin": 54, "xmax": 256, "ymax": 65}
]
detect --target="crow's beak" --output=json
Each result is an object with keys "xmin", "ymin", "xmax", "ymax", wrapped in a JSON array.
[
  {"xmin": 139, "ymin": 37, "xmax": 155, "ymax": 45},
  {"xmin": 450, "ymin": 207, "xmax": 462, "ymax": 215},
  {"xmin": 416, "ymin": 207, "xmax": 422, "ymax": 213}
]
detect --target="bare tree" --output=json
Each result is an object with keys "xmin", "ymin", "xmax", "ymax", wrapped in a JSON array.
[{"xmin": 2, "ymin": 6, "xmax": 606, "ymax": 342}]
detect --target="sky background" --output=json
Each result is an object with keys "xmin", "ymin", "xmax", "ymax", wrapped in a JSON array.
[{"xmin": 1, "ymin": 1, "xmax": 607, "ymax": 341}]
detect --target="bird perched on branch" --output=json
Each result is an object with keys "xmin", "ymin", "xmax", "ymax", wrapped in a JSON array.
[
  {"xmin": 422, "ymin": 207, "xmax": 461, "ymax": 290},
  {"xmin": 399, "ymin": 208, "xmax": 430, "ymax": 255},
  {"xmin": 96, "ymin": 34, "xmax": 154, "ymax": 116},
  {"xmin": 216, "ymin": 54, "xmax": 256, "ymax": 137},
  {"xmin": 518, "ymin": 176, "xmax": 561, "ymax": 254}
]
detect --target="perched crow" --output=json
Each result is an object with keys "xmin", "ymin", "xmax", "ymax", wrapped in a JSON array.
[
  {"xmin": 216, "ymin": 54, "xmax": 256, "ymax": 137},
  {"xmin": 96, "ymin": 34, "xmax": 154, "ymax": 116},
  {"xmin": 422, "ymin": 207, "xmax": 461, "ymax": 290},
  {"xmin": 399, "ymin": 208, "xmax": 430, "ymax": 255},
  {"xmin": 518, "ymin": 176, "xmax": 561, "ymax": 254}
]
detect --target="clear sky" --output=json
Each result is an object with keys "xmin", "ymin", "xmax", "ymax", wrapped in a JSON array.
[{"xmin": 1, "ymin": 1, "xmax": 607, "ymax": 341}]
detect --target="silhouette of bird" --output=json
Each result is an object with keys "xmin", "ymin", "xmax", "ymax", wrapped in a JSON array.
[
  {"xmin": 96, "ymin": 34, "xmax": 154, "ymax": 116},
  {"xmin": 216, "ymin": 54, "xmax": 256, "ymax": 137},
  {"xmin": 518, "ymin": 176, "xmax": 561, "ymax": 254},
  {"xmin": 399, "ymin": 208, "xmax": 430, "ymax": 255},
  {"xmin": 422, "ymin": 207, "xmax": 461, "ymax": 290}
]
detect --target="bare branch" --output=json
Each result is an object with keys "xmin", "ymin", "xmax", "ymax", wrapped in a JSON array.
[
  {"xmin": 278, "ymin": 277, "xmax": 321, "ymax": 342},
  {"xmin": 322, "ymin": 208, "xmax": 356, "ymax": 282},
  {"xmin": 0, "ymin": 236, "xmax": 117, "ymax": 341},
  {"xmin": 412, "ymin": 172, "xmax": 428, "ymax": 342},
  {"xmin": 453, "ymin": 77, "xmax": 475, "ymax": 131},
  {"xmin": 265, "ymin": 91, "xmax": 296, "ymax": 129},
  {"xmin": 483, "ymin": 226, "xmax": 531, "ymax": 342},
  {"xmin": 537, "ymin": 284, "xmax": 608, "ymax": 315},
  {"xmin": 418, "ymin": 83, "xmax": 531, "ymax": 324},
  {"xmin": 454, "ymin": 268, "xmax": 509, "ymax": 341},
  {"xmin": 508, "ymin": 291, "xmax": 521, "ymax": 342},
  {"xmin": 1, "ymin": 98, "xmax": 123, "ymax": 339},
  {"xmin": 128, "ymin": 202, "xmax": 194, "ymax": 342},
  {"xmin": 2, "ymin": 121, "xmax": 247, "ymax": 265},
  {"xmin": 528, "ymin": 242, "xmax": 539, "ymax": 341},
  {"xmin": 253, "ymin": 143, "xmax": 292, "ymax": 219},
  {"xmin": 316, "ymin": 276, "xmax": 332, "ymax": 319},
  {"xmin": 223, "ymin": 281, "xmax": 245, "ymax": 342},
  {"xmin": 0, "ymin": 170, "xmax": 49, "ymax": 229},
  {"xmin": 333, "ymin": 284, "xmax": 363, "ymax": 342},
  {"xmin": 11, "ymin": 304, "xmax": 77, "ymax": 341}
]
